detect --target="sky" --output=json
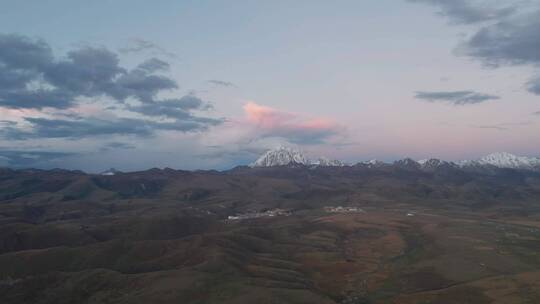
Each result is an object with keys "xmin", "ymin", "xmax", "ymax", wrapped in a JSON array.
[{"xmin": 0, "ymin": 0, "xmax": 539, "ymax": 172}]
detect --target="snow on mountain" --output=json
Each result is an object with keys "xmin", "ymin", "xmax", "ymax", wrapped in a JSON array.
[
  {"xmin": 251, "ymin": 147, "xmax": 310, "ymax": 167},
  {"xmin": 417, "ymin": 159, "xmax": 429, "ymax": 165},
  {"xmin": 459, "ymin": 152, "xmax": 540, "ymax": 170},
  {"xmin": 251, "ymin": 148, "xmax": 540, "ymax": 171},
  {"xmin": 100, "ymin": 168, "xmax": 121, "ymax": 176},
  {"xmin": 251, "ymin": 147, "xmax": 345, "ymax": 167},
  {"xmin": 314, "ymin": 157, "xmax": 345, "ymax": 167},
  {"xmin": 418, "ymin": 158, "xmax": 456, "ymax": 170},
  {"xmin": 394, "ymin": 158, "xmax": 421, "ymax": 169},
  {"xmin": 361, "ymin": 159, "xmax": 385, "ymax": 168}
]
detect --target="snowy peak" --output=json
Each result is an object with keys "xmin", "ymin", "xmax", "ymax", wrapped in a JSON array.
[
  {"xmin": 361, "ymin": 159, "xmax": 386, "ymax": 168},
  {"xmin": 251, "ymin": 147, "xmax": 345, "ymax": 167},
  {"xmin": 251, "ymin": 148, "xmax": 540, "ymax": 171},
  {"xmin": 251, "ymin": 147, "xmax": 309, "ymax": 167},
  {"xmin": 418, "ymin": 158, "xmax": 456, "ymax": 170},
  {"xmin": 394, "ymin": 158, "xmax": 421, "ymax": 169},
  {"xmin": 100, "ymin": 168, "xmax": 121, "ymax": 176},
  {"xmin": 461, "ymin": 152, "xmax": 540, "ymax": 170},
  {"xmin": 314, "ymin": 157, "xmax": 345, "ymax": 167}
]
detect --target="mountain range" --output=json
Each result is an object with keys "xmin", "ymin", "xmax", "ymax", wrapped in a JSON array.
[
  {"xmin": 251, "ymin": 146, "xmax": 540, "ymax": 171},
  {"xmin": 2, "ymin": 146, "xmax": 540, "ymax": 303}
]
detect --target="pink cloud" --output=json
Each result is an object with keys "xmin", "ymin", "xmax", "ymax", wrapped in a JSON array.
[
  {"xmin": 0, "ymin": 108, "xmax": 41, "ymax": 123},
  {"xmin": 242, "ymin": 102, "xmax": 343, "ymax": 144}
]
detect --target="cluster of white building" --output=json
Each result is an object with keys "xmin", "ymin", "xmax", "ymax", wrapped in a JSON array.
[
  {"xmin": 227, "ymin": 209, "xmax": 290, "ymax": 221},
  {"xmin": 324, "ymin": 206, "xmax": 365, "ymax": 213}
]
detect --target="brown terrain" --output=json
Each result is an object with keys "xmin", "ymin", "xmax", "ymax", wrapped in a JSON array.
[{"xmin": 1, "ymin": 163, "xmax": 540, "ymax": 303}]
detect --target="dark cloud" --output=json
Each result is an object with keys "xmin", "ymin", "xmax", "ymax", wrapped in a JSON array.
[
  {"xmin": 471, "ymin": 121, "xmax": 531, "ymax": 131},
  {"xmin": 137, "ymin": 58, "xmax": 170, "ymax": 73},
  {"xmin": 457, "ymin": 10, "xmax": 540, "ymax": 95},
  {"xmin": 0, "ymin": 34, "xmax": 53, "ymax": 69},
  {"xmin": 0, "ymin": 89, "xmax": 75, "ymax": 109},
  {"xmin": 208, "ymin": 80, "xmax": 236, "ymax": 87},
  {"xmin": 118, "ymin": 38, "xmax": 177, "ymax": 58},
  {"xmin": 1, "ymin": 115, "xmax": 222, "ymax": 140},
  {"xmin": 0, "ymin": 150, "xmax": 77, "ymax": 168},
  {"xmin": 128, "ymin": 95, "xmax": 213, "ymax": 119},
  {"xmin": 459, "ymin": 13, "xmax": 540, "ymax": 67},
  {"xmin": 0, "ymin": 33, "xmax": 223, "ymax": 139},
  {"xmin": 0, "ymin": 34, "xmax": 181, "ymax": 108},
  {"xmin": 527, "ymin": 76, "xmax": 540, "ymax": 95},
  {"xmin": 473, "ymin": 125, "xmax": 507, "ymax": 131},
  {"xmin": 533, "ymin": 111, "xmax": 540, "ymax": 116},
  {"xmin": 407, "ymin": 0, "xmax": 516, "ymax": 24},
  {"xmin": 44, "ymin": 47, "xmax": 124, "ymax": 96},
  {"xmin": 100, "ymin": 142, "xmax": 136, "ymax": 152},
  {"xmin": 197, "ymin": 146, "xmax": 266, "ymax": 165},
  {"xmin": 415, "ymin": 90, "xmax": 500, "ymax": 105},
  {"xmin": 408, "ymin": 2, "xmax": 540, "ymax": 96},
  {"xmin": 110, "ymin": 68, "xmax": 178, "ymax": 103}
]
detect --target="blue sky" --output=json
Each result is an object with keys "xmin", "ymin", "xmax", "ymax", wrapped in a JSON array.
[{"xmin": 0, "ymin": 0, "xmax": 539, "ymax": 171}]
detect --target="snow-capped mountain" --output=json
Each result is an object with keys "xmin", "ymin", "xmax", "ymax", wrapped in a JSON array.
[
  {"xmin": 251, "ymin": 147, "xmax": 310, "ymax": 167},
  {"xmin": 394, "ymin": 158, "xmax": 421, "ymax": 169},
  {"xmin": 459, "ymin": 152, "xmax": 540, "ymax": 170},
  {"xmin": 361, "ymin": 159, "xmax": 386, "ymax": 168},
  {"xmin": 100, "ymin": 168, "xmax": 121, "ymax": 176},
  {"xmin": 314, "ymin": 157, "xmax": 345, "ymax": 167},
  {"xmin": 418, "ymin": 159, "xmax": 456, "ymax": 170},
  {"xmin": 251, "ymin": 148, "xmax": 540, "ymax": 171},
  {"xmin": 251, "ymin": 147, "xmax": 344, "ymax": 167}
]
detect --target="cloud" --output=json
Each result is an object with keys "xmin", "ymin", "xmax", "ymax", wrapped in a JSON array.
[
  {"xmin": 100, "ymin": 142, "xmax": 136, "ymax": 152},
  {"xmin": 457, "ymin": 9, "xmax": 540, "ymax": 95},
  {"xmin": 459, "ymin": 12, "xmax": 540, "ymax": 67},
  {"xmin": 527, "ymin": 75, "xmax": 540, "ymax": 95},
  {"xmin": 118, "ymin": 38, "xmax": 177, "ymax": 58},
  {"xmin": 408, "ymin": 2, "xmax": 540, "ymax": 96},
  {"xmin": 0, "ymin": 33, "xmax": 183, "ymax": 108},
  {"xmin": 0, "ymin": 150, "xmax": 77, "ymax": 168},
  {"xmin": 2, "ymin": 114, "xmax": 222, "ymax": 140},
  {"xmin": 408, "ymin": 0, "xmax": 516, "ymax": 24},
  {"xmin": 242, "ymin": 102, "xmax": 343, "ymax": 144},
  {"xmin": 208, "ymin": 80, "xmax": 236, "ymax": 87},
  {"xmin": 0, "ymin": 89, "xmax": 75, "ymax": 109},
  {"xmin": 137, "ymin": 58, "xmax": 170, "ymax": 73},
  {"xmin": 533, "ymin": 111, "xmax": 540, "ymax": 116},
  {"xmin": 197, "ymin": 145, "xmax": 266, "ymax": 160},
  {"xmin": 0, "ymin": 34, "xmax": 53, "ymax": 69},
  {"xmin": 0, "ymin": 33, "xmax": 223, "ymax": 140},
  {"xmin": 471, "ymin": 121, "xmax": 531, "ymax": 131},
  {"xmin": 128, "ymin": 95, "xmax": 214, "ymax": 119},
  {"xmin": 414, "ymin": 90, "xmax": 500, "ymax": 105}
]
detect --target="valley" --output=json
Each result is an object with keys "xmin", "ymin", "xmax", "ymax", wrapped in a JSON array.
[{"xmin": 1, "ymin": 163, "xmax": 540, "ymax": 303}]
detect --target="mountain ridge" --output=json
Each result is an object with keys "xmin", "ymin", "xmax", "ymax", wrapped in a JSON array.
[{"xmin": 250, "ymin": 147, "xmax": 540, "ymax": 171}]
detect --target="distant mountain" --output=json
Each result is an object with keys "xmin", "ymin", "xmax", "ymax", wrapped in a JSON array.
[
  {"xmin": 360, "ymin": 159, "xmax": 386, "ymax": 168},
  {"xmin": 313, "ymin": 157, "xmax": 345, "ymax": 167},
  {"xmin": 418, "ymin": 159, "xmax": 457, "ymax": 170},
  {"xmin": 459, "ymin": 152, "xmax": 540, "ymax": 170},
  {"xmin": 251, "ymin": 148, "xmax": 540, "ymax": 171},
  {"xmin": 250, "ymin": 147, "xmax": 344, "ymax": 167},
  {"xmin": 394, "ymin": 158, "xmax": 421, "ymax": 169},
  {"xmin": 251, "ymin": 147, "xmax": 310, "ymax": 167}
]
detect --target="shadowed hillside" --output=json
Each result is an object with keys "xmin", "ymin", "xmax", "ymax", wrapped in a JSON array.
[{"xmin": 1, "ymin": 165, "xmax": 540, "ymax": 303}]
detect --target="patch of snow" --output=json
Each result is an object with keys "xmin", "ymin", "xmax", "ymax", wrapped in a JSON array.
[
  {"xmin": 459, "ymin": 152, "xmax": 540, "ymax": 170},
  {"xmin": 314, "ymin": 157, "xmax": 345, "ymax": 167},
  {"xmin": 251, "ymin": 146, "xmax": 309, "ymax": 167},
  {"xmin": 100, "ymin": 168, "xmax": 121, "ymax": 176}
]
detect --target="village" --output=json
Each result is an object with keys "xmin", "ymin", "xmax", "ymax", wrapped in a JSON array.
[{"xmin": 227, "ymin": 208, "xmax": 291, "ymax": 221}]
